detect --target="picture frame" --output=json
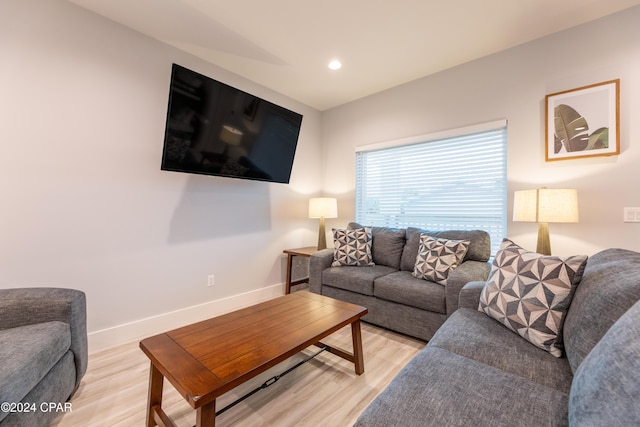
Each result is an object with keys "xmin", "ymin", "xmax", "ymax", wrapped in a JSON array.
[{"xmin": 545, "ymin": 79, "xmax": 620, "ymax": 161}]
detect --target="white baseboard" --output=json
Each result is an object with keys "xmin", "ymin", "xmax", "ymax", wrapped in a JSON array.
[{"xmin": 88, "ymin": 283, "xmax": 284, "ymax": 354}]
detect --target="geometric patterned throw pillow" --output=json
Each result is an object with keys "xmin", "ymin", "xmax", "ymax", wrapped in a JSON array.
[
  {"xmin": 412, "ymin": 235, "xmax": 470, "ymax": 285},
  {"xmin": 331, "ymin": 227, "xmax": 375, "ymax": 267},
  {"xmin": 478, "ymin": 238, "xmax": 588, "ymax": 357}
]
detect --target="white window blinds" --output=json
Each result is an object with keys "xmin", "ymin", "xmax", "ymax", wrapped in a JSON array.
[{"xmin": 355, "ymin": 122, "xmax": 507, "ymax": 256}]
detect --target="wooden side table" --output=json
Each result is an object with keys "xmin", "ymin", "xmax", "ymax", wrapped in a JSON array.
[{"xmin": 283, "ymin": 246, "xmax": 320, "ymax": 294}]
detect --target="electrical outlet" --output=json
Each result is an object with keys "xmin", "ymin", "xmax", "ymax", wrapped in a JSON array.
[
  {"xmin": 624, "ymin": 207, "xmax": 640, "ymax": 223},
  {"xmin": 207, "ymin": 274, "xmax": 215, "ymax": 287}
]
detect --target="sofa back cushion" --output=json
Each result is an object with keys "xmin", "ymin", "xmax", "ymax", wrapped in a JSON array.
[
  {"xmin": 348, "ymin": 222, "xmax": 406, "ymax": 270},
  {"xmin": 569, "ymin": 299, "xmax": 640, "ymax": 425},
  {"xmin": 400, "ymin": 227, "xmax": 491, "ymax": 272},
  {"xmin": 563, "ymin": 248, "xmax": 640, "ymax": 373}
]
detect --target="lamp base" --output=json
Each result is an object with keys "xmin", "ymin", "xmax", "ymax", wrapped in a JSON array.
[
  {"xmin": 317, "ymin": 217, "xmax": 327, "ymax": 250},
  {"xmin": 536, "ymin": 222, "xmax": 551, "ymax": 255}
]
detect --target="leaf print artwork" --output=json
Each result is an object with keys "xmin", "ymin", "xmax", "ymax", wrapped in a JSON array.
[{"xmin": 554, "ymin": 104, "xmax": 608, "ymax": 153}]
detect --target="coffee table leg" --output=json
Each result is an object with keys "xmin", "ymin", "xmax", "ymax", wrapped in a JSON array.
[
  {"xmin": 196, "ymin": 401, "xmax": 216, "ymax": 427},
  {"xmin": 146, "ymin": 363, "xmax": 164, "ymax": 427},
  {"xmin": 351, "ymin": 320, "xmax": 365, "ymax": 375}
]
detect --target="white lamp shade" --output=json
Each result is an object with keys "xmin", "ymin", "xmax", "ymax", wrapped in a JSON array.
[
  {"xmin": 309, "ymin": 197, "xmax": 338, "ymax": 219},
  {"xmin": 513, "ymin": 188, "xmax": 579, "ymax": 223}
]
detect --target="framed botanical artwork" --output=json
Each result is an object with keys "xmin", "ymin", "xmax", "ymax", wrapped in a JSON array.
[{"xmin": 545, "ymin": 79, "xmax": 620, "ymax": 161}]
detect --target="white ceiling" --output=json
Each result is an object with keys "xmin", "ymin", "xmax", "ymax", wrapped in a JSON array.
[{"xmin": 68, "ymin": 0, "xmax": 639, "ymax": 111}]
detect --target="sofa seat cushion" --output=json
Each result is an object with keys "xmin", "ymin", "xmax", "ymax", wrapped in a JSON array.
[
  {"xmin": 1, "ymin": 351, "xmax": 76, "ymax": 426},
  {"xmin": 355, "ymin": 346, "xmax": 569, "ymax": 427},
  {"xmin": 374, "ymin": 271, "xmax": 446, "ymax": 314},
  {"xmin": 428, "ymin": 308, "xmax": 574, "ymax": 393},
  {"xmin": 569, "ymin": 300, "xmax": 640, "ymax": 426},
  {"xmin": 0, "ymin": 321, "xmax": 71, "ymax": 410},
  {"xmin": 322, "ymin": 265, "xmax": 396, "ymax": 296}
]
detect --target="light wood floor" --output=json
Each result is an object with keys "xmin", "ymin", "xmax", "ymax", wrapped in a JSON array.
[{"xmin": 52, "ymin": 321, "xmax": 424, "ymax": 427}]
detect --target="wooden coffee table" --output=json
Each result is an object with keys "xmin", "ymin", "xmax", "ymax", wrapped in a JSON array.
[{"xmin": 140, "ymin": 292, "xmax": 368, "ymax": 427}]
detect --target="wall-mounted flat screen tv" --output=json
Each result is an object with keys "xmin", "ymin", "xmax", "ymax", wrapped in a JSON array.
[{"xmin": 161, "ymin": 64, "xmax": 303, "ymax": 184}]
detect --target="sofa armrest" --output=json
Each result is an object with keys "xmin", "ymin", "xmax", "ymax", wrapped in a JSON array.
[
  {"xmin": 445, "ymin": 261, "xmax": 491, "ymax": 315},
  {"xmin": 0, "ymin": 288, "xmax": 88, "ymax": 390},
  {"xmin": 458, "ymin": 281, "xmax": 487, "ymax": 310},
  {"xmin": 309, "ymin": 248, "xmax": 334, "ymax": 294}
]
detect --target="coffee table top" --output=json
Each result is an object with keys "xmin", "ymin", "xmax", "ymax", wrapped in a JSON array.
[{"xmin": 139, "ymin": 292, "xmax": 367, "ymax": 409}]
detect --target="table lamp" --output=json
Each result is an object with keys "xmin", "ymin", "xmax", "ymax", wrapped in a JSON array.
[
  {"xmin": 513, "ymin": 188, "xmax": 579, "ymax": 255},
  {"xmin": 309, "ymin": 198, "xmax": 338, "ymax": 250}
]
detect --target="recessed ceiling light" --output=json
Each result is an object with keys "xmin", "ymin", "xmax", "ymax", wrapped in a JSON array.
[{"xmin": 328, "ymin": 60, "xmax": 342, "ymax": 70}]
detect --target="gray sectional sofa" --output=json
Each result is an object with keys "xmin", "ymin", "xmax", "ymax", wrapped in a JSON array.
[
  {"xmin": 356, "ymin": 247, "xmax": 640, "ymax": 426},
  {"xmin": 309, "ymin": 223, "xmax": 492, "ymax": 341},
  {"xmin": 0, "ymin": 288, "xmax": 87, "ymax": 427}
]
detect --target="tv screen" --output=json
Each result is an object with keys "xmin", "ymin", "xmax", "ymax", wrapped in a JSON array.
[{"xmin": 161, "ymin": 64, "xmax": 303, "ymax": 183}]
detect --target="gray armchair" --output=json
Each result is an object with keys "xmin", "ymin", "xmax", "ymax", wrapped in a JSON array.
[{"xmin": 0, "ymin": 288, "xmax": 87, "ymax": 426}]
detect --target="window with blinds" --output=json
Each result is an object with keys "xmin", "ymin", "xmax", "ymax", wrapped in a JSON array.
[{"xmin": 355, "ymin": 122, "xmax": 507, "ymax": 256}]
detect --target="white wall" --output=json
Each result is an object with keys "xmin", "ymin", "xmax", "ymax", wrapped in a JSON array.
[
  {"xmin": 321, "ymin": 6, "xmax": 640, "ymax": 257},
  {"xmin": 0, "ymin": 0, "xmax": 323, "ymax": 350}
]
